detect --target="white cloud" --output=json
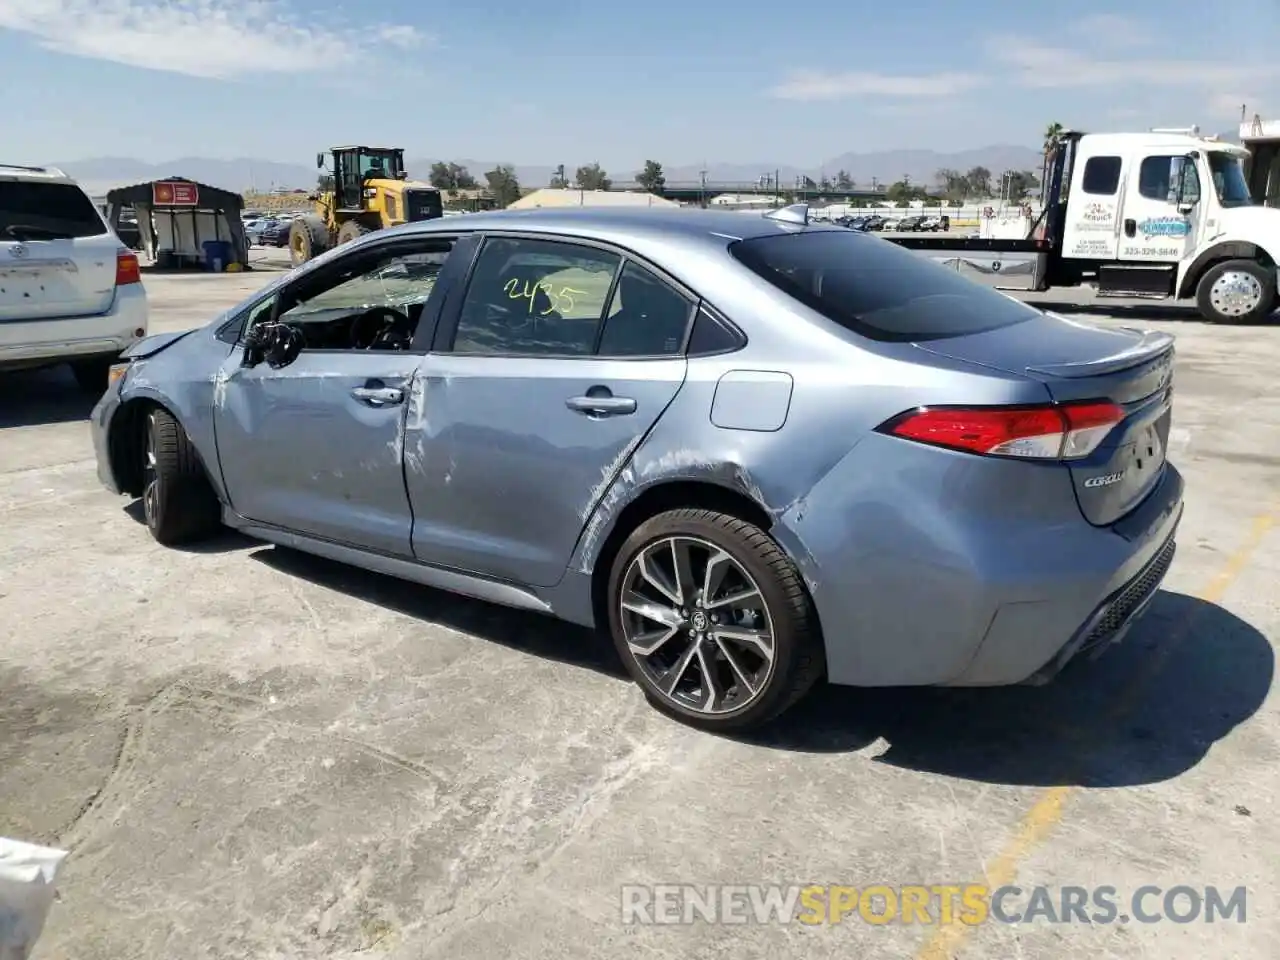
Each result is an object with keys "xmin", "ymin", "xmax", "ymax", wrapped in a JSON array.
[
  {"xmin": 768, "ymin": 69, "xmax": 984, "ymax": 101},
  {"xmin": 1068, "ymin": 14, "xmax": 1154, "ymax": 47},
  {"xmin": 0, "ymin": 0, "xmax": 430, "ymax": 79},
  {"xmin": 986, "ymin": 35, "xmax": 1278, "ymax": 91}
]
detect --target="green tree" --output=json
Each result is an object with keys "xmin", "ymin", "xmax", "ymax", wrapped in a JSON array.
[
  {"xmin": 1001, "ymin": 169, "xmax": 1041, "ymax": 202},
  {"xmin": 485, "ymin": 165, "xmax": 522, "ymax": 208},
  {"xmin": 429, "ymin": 162, "xmax": 478, "ymax": 194},
  {"xmin": 835, "ymin": 170, "xmax": 854, "ymax": 190},
  {"xmin": 935, "ymin": 167, "xmax": 970, "ymax": 201},
  {"xmin": 886, "ymin": 179, "xmax": 928, "ymax": 203},
  {"xmin": 964, "ymin": 166, "xmax": 992, "ymax": 197},
  {"xmin": 635, "ymin": 160, "xmax": 666, "ymax": 194},
  {"xmin": 575, "ymin": 163, "xmax": 612, "ymax": 191},
  {"xmin": 549, "ymin": 164, "xmax": 569, "ymax": 188}
]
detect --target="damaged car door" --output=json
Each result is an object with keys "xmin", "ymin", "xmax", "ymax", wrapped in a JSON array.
[
  {"xmin": 212, "ymin": 237, "xmax": 457, "ymax": 556},
  {"xmin": 406, "ymin": 235, "xmax": 693, "ymax": 587}
]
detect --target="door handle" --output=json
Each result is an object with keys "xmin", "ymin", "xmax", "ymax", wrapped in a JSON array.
[
  {"xmin": 351, "ymin": 386, "xmax": 404, "ymax": 406},
  {"xmin": 565, "ymin": 395, "xmax": 637, "ymax": 416},
  {"xmin": 1123, "ymin": 219, "xmax": 1136, "ymax": 237}
]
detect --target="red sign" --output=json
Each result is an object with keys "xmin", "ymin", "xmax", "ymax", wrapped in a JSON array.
[{"xmin": 152, "ymin": 181, "xmax": 199, "ymax": 206}]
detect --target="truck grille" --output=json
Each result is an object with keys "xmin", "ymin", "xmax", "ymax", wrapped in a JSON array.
[{"xmin": 405, "ymin": 190, "xmax": 442, "ymax": 222}]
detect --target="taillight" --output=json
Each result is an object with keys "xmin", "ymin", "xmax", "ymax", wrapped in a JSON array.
[
  {"xmin": 115, "ymin": 250, "xmax": 141, "ymax": 286},
  {"xmin": 879, "ymin": 401, "xmax": 1124, "ymax": 460}
]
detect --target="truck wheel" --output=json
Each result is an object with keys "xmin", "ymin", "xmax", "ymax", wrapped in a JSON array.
[
  {"xmin": 141, "ymin": 408, "xmax": 221, "ymax": 546},
  {"xmin": 1195, "ymin": 259, "xmax": 1276, "ymax": 324},
  {"xmin": 289, "ymin": 215, "xmax": 329, "ymax": 267},
  {"xmin": 606, "ymin": 508, "xmax": 825, "ymax": 733},
  {"xmin": 337, "ymin": 221, "xmax": 372, "ymax": 245}
]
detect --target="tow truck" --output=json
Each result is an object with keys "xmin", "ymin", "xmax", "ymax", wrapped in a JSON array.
[{"xmin": 886, "ymin": 126, "xmax": 1280, "ymax": 324}]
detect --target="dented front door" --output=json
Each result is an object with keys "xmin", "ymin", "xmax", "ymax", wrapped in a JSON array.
[{"xmin": 213, "ymin": 348, "xmax": 422, "ymax": 556}]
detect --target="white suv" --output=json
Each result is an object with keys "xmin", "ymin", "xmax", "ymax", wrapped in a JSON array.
[{"xmin": 1, "ymin": 164, "xmax": 148, "ymax": 392}]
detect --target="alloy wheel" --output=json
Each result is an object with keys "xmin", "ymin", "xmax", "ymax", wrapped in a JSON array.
[
  {"xmin": 618, "ymin": 536, "xmax": 776, "ymax": 715},
  {"xmin": 142, "ymin": 413, "xmax": 159, "ymax": 525}
]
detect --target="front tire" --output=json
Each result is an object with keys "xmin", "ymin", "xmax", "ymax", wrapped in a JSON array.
[
  {"xmin": 337, "ymin": 220, "xmax": 372, "ymax": 245},
  {"xmin": 142, "ymin": 408, "xmax": 221, "ymax": 546},
  {"xmin": 607, "ymin": 509, "xmax": 824, "ymax": 732},
  {"xmin": 289, "ymin": 216, "xmax": 329, "ymax": 267},
  {"xmin": 1195, "ymin": 259, "xmax": 1276, "ymax": 324}
]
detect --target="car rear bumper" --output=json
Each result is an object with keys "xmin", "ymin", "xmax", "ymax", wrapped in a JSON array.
[
  {"xmin": 0, "ymin": 284, "xmax": 148, "ymax": 370},
  {"xmin": 771, "ymin": 431, "xmax": 1186, "ymax": 688}
]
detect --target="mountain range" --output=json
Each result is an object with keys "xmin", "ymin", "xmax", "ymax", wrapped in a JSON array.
[
  {"xmin": 53, "ymin": 131, "xmax": 1241, "ymax": 196},
  {"xmin": 57, "ymin": 145, "xmax": 1048, "ymax": 197}
]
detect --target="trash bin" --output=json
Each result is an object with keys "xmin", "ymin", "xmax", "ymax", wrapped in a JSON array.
[{"xmin": 201, "ymin": 240, "xmax": 232, "ymax": 272}]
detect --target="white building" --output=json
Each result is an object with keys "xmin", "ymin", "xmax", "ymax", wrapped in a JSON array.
[{"xmin": 507, "ymin": 188, "xmax": 680, "ymax": 210}]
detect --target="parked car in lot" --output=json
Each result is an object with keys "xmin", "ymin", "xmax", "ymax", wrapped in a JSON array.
[
  {"xmin": 1, "ymin": 163, "xmax": 147, "ymax": 391},
  {"xmin": 896, "ymin": 215, "xmax": 927, "ymax": 232},
  {"xmin": 91, "ymin": 206, "xmax": 1183, "ymax": 731},
  {"xmin": 244, "ymin": 217, "xmax": 282, "ymax": 246},
  {"xmin": 918, "ymin": 215, "xmax": 945, "ymax": 232},
  {"xmin": 261, "ymin": 218, "xmax": 294, "ymax": 247}
]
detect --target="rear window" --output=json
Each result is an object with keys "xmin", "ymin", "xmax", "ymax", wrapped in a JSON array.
[
  {"xmin": 1, "ymin": 180, "xmax": 107, "ymax": 241},
  {"xmin": 729, "ymin": 230, "xmax": 1038, "ymax": 343}
]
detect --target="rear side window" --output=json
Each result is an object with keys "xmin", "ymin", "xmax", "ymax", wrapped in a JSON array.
[
  {"xmin": 1081, "ymin": 156, "xmax": 1122, "ymax": 195},
  {"xmin": 0, "ymin": 181, "xmax": 107, "ymax": 241},
  {"xmin": 729, "ymin": 231, "xmax": 1037, "ymax": 343}
]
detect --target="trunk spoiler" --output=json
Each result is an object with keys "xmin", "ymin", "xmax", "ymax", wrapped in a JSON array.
[{"xmin": 1024, "ymin": 328, "xmax": 1174, "ymax": 379}]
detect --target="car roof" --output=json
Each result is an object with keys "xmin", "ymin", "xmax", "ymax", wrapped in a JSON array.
[
  {"xmin": 384, "ymin": 206, "xmax": 848, "ymax": 252},
  {"xmin": 0, "ymin": 163, "xmax": 76, "ymax": 185}
]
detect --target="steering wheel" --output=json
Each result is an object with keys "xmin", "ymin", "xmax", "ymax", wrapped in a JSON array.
[{"xmin": 349, "ymin": 306, "xmax": 411, "ymax": 350}]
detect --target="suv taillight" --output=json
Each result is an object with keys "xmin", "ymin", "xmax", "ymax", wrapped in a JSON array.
[
  {"xmin": 878, "ymin": 401, "xmax": 1124, "ymax": 460},
  {"xmin": 115, "ymin": 250, "xmax": 140, "ymax": 286}
]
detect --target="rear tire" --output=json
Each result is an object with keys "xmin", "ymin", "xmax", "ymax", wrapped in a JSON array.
[
  {"xmin": 607, "ymin": 508, "xmax": 824, "ymax": 733},
  {"xmin": 1195, "ymin": 259, "xmax": 1276, "ymax": 324},
  {"xmin": 142, "ymin": 408, "xmax": 221, "ymax": 546},
  {"xmin": 70, "ymin": 358, "xmax": 114, "ymax": 395}
]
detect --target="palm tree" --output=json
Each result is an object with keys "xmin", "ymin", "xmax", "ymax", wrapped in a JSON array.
[{"xmin": 1043, "ymin": 122, "xmax": 1065, "ymax": 156}]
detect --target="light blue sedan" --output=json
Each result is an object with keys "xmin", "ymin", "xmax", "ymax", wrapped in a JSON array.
[{"xmin": 90, "ymin": 206, "xmax": 1183, "ymax": 731}]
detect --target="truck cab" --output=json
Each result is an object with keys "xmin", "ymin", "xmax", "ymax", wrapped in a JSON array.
[{"xmin": 1046, "ymin": 128, "xmax": 1279, "ymax": 322}]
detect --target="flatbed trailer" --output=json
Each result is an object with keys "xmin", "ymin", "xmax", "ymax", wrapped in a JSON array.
[{"xmin": 882, "ymin": 126, "xmax": 1280, "ymax": 324}]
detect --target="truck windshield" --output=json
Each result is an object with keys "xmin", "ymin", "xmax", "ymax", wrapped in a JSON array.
[
  {"xmin": 1207, "ymin": 152, "xmax": 1252, "ymax": 206},
  {"xmin": 729, "ymin": 230, "xmax": 1037, "ymax": 342}
]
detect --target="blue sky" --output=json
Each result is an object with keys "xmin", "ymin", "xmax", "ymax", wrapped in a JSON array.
[{"xmin": 1, "ymin": 0, "xmax": 1276, "ymax": 168}]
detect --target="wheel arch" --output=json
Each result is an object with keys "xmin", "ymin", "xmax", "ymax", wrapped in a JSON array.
[
  {"xmin": 586, "ymin": 478, "xmax": 775, "ymax": 635},
  {"xmin": 107, "ymin": 395, "xmax": 219, "ymax": 500},
  {"xmin": 1178, "ymin": 239, "xmax": 1279, "ymax": 298}
]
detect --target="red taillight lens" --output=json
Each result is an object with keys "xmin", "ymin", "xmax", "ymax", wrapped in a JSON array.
[
  {"xmin": 880, "ymin": 401, "xmax": 1123, "ymax": 460},
  {"xmin": 115, "ymin": 250, "xmax": 141, "ymax": 286}
]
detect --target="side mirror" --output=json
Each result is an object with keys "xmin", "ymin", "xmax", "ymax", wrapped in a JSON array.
[
  {"xmin": 242, "ymin": 322, "xmax": 303, "ymax": 370},
  {"xmin": 316, "ymin": 153, "xmax": 325, "ymax": 169}
]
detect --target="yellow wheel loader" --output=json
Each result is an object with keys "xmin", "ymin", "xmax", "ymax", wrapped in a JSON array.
[{"xmin": 289, "ymin": 146, "xmax": 444, "ymax": 266}]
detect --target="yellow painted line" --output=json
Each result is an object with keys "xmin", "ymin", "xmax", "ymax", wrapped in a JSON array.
[{"xmin": 915, "ymin": 506, "xmax": 1277, "ymax": 960}]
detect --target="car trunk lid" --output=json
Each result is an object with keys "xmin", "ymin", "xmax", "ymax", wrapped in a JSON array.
[
  {"xmin": 915, "ymin": 312, "xmax": 1175, "ymax": 527},
  {"xmin": 0, "ymin": 234, "xmax": 120, "ymax": 322},
  {"xmin": 2, "ymin": 176, "xmax": 120, "ymax": 322}
]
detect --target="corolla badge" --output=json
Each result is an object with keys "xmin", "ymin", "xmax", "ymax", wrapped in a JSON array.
[
  {"xmin": 1084, "ymin": 472, "xmax": 1125, "ymax": 488},
  {"xmin": 8, "ymin": 243, "xmax": 29, "ymax": 258}
]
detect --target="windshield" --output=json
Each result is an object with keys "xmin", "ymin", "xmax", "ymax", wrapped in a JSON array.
[
  {"xmin": 359, "ymin": 152, "xmax": 403, "ymax": 178},
  {"xmin": 1207, "ymin": 152, "xmax": 1253, "ymax": 206}
]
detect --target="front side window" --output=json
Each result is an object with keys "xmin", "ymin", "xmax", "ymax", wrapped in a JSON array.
[
  {"xmin": 452, "ymin": 237, "xmax": 620, "ymax": 356},
  {"xmin": 245, "ymin": 242, "xmax": 452, "ymax": 351},
  {"xmin": 730, "ymin": 230, "xmax": 1038, "ymax": 343}
]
